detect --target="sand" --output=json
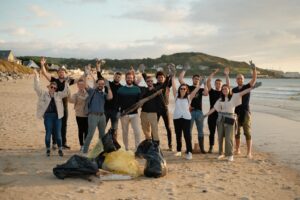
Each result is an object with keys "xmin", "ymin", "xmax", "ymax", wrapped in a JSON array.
[{"xmin": 0, "ymin": 77, "xmax": 300, "ymax": 200}]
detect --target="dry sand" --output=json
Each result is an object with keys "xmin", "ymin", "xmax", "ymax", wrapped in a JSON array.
[{"xmin": 0, "ymin": 77, "xmax": 300, "ymax": 200}]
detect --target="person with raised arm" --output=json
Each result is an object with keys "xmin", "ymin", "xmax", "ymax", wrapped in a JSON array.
[
  {"xmin": 81, "ymin": 69, "xmax": 113, "ymax": 154},
  {"xmin": 33, "ymin": 69, "xmax": 69, "ymax": 157},
  {"xmin": 96, "ymin": 59, "xmax": 123, "ymax": 132},
  {"xmin": 172, "ymin": 72, "xmax": 203, "ymax": 160},
  {"xmin": 141, "ymin": 63, "xmax": 173, "ymax": 151},
  {"xmin": 206, "ymin": 67, "xmax": 230, "ymax": 153},
  {"xmin": 202, "ymin": 81, "xmax": 261, "ymax": 162},
  {"xmin": 178, "ymin": 64, "xmax": 208, "ymax": 154},
  {"xmin": 232, "ymin": 61, "xmax": 258, "ymax": 159},
  {"xmin": 40, "ymin": 57, "xmax": 75, "ymax": 150}
]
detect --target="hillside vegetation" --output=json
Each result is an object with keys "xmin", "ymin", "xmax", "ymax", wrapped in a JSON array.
[{"xmin": 18, "ymin": 52, "xmax": 278, "ymax": 77}]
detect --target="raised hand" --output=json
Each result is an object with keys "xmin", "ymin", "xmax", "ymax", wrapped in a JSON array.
[
  {"xmin": 200, "ymin": 76, "xmax": 206, "ymax": 85},
  {"xmin": 95, "ymin": 59, "xmax": 102, "ymax": 72},
  {"xmin": 249, "ymin": 60, "xmax": 256, "ymax": 70},
  {"xmin": 168, "ymin": 63, "xmax": 176, "ymax": 76},
  {"xmin": 183, "ymin": 63, "xmax": 190, "ymax": 71},
  {"xmin": 139, "ymin": 63, "xmax": 146, "ymax": 73},
  {"xmin": 224, "ymin": 67, "xmax": 230, "ymax": 76},
  {"xmin": 40, "ymin": 57, "xmax": 46, "ymax": 66},
  {"xmin": 84, "ymin": 65, "xmax": 91, "ymax": 76}
]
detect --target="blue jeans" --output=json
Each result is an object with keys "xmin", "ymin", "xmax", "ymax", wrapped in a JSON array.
[
  {"xmin": 83, "ymin": 114, "xmax": 106, "ymax": 153},
  {"xmin": 44, "ymin": 113, "xmax": 62, "ymax": 149},
  {"xmin": 190, "ymin": 110, "xmax": 204, "ymax": 141}
]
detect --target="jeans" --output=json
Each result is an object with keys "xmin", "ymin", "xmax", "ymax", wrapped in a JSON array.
[
  {"xmin": 76, "ymin": 116, "xmax": 88, "ymax": 146},
  {"xmin": 157, "ymin": 109, "xmax": 172, "ymax": 147},
  {"xmin": 173, "ymin": 118, "xmax": 192, "ymax": 153},
  {"xmin": 105, "ymin": 109, "xmax": 119, "ymax": 130},
  {"xmin": 52, "ymin": 107, "xmax": 68, "ymax": 146},
  {"xmin": 44, "ymin": 113, "xmax": 62, "ymax": 149},
  {"xmin": 190, "ymin": 110, "xmax": 204, "ymax": 142},
  {"xmin": 83, "ymin": 114, "xmax": 106, "ymax": 153}
]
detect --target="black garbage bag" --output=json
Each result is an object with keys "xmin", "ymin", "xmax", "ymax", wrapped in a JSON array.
[
  {"xmin": 53, "ymin": 155, "xmax": 99, "ymax": 180},
  {"xmin": 94, "ymin": 152, "xmax": 106, "ymax": 169},
  {"xmin": 102, "ymin": 128, "xmax": 121, "ymax": 153},
  {"xmin": 135, "ymin": 140, "xmax": 167, "ymax": 178}
]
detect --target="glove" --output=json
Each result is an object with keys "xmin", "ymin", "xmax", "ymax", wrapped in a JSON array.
[
  {"xmin": 200, "ymin": 77, "xmax": 206, "ymax": 85},
  {"xmin": 249, "ymin": 60, "xmax": 256, "ymax": 70},
  {"xmin": 139, "ymin": 64, "xmax": 146, "ymax": 73},
  {"xmin": 253, "ymin": 81, "xmax": 262, "ymax": 89},
  {"xmin": 183, "ymin": 63, "xmax": 190, "ymax": 71}
]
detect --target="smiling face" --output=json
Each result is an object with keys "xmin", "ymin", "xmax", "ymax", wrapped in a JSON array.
[
  {"xmin": 192, "ymin": 75, "xmax": 200, "ymax": 86},
  {"xmin": 146, "ymin": 77, "xmax": 154, "ymax": 88},
  {"xmin": 57, "ymin": 69, "xmax": 66, "ymax": 79},
  {"xmin": 125, "ymin": 73, "xmax": 134, "ymax": 85},
  {"xmin": 215, "ymin": 79, "xmax": 222, "ymax": 91},
  {"xmin": 221, "ymin": 85, "xmax": 230, "ymax": 96},
  {"xmin": 48, "ymin": 82, "xmax": 57, "ymax": 93},
  {"xmin": 236, "ymin": 74, "xmax": 244, "ymax": 86},
  {"xmin": 113, "ymin": 73, "xmax": 122, "ymax": 83},
  {"xmin": 77, "ymin": 80, "xmax": 85, "ymax": 91},
  {"xmin": 178, "ymin": 85, "xmax": 189, "ymax": 98},
  {"xmin": 156, "ymin": 75, "xmax": 165, "ymax": 84},
  {"xmin": 96, "ymin": 79, "xmax": 105, "ymax": 90}
]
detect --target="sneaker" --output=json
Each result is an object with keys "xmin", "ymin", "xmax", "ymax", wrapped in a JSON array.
[
  {"xmin": 52, "ymin": 144, "xmax": 57, "ymax": 150},
  {"xmin": 208, "ymin": 146, "xmax": 213, "ymax": 154},
  {"xmin": 175, "ymin": 152, "xmax": 182, "ymax": 157},
  {"xmin": 217, "ymin": 155, "xmax": 225, "ymax": 160},
  {"xmin": 46, "ymin": 150, "xmax": 50, "ymax": 157},
  {"xmin": 186, "ymin": 152, "xmax": 193, "ymax": 160},
  {"xmin": 58, "ymin": 150, "xmax": 64, "ymax": 157},
  {"xmin": 227, "ymin": 156, "xmax": 234, "ymax": 162},
  {"xmin": 80, "ymin": 146, "xmax": 84, "ymax": 152},
  {"xmin": 62, "ymin": 144, "xmax": 71, "ymax": 150}
]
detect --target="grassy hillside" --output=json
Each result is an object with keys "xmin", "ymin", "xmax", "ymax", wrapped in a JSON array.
[
  {"xmin": 18, "ymin": 52, "xmax": 279, "ymax": 77},
  {"xmin": 0, "ymin": 59, "xmax": 32, "ymax": 74}
]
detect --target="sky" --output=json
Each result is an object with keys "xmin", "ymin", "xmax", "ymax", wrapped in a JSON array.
[{"xmin": 0, "ymin": 0, "xmax": 300, "ymax": 72}]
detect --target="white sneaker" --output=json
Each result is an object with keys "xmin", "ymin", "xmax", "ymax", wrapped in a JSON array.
[
  {"xmin": 186, "ymin": 152, "xmax": 193, "ymax": 160},
  {"xmin": 175, "ymin": 152, "xmax": 182, "ymax": 157},
  {"xmin": 227, "ymin": 156, "xmax": 234, "ymax": 162},
  {"xmin": 217, "ymin": 155, "xmax": 225, "ymax": 160}
]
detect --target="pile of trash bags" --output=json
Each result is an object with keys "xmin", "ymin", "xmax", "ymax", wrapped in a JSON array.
[{"xmin": 53, "ymin": 129, "xmax": 167, "ymax": 180}]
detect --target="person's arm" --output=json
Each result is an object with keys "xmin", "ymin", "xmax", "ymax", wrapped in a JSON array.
[
  {"xmin": 40, "ymin": 57, "xmax": 51, "ymax": 81},
  {"xmin": 224, "ymin": 67, "xmax": 230, "ymax": 87},
  {"xmin": 178, "ymin": 70, "xmax": 186, "ymax": 85},
  {"xmin": 106, "ymin": 81, "xmax": 113, "ymax": 100},
  {"xmin": 171, "ymin": 75, "xmax": 177, "ymax": 98},
  {"xmin": 203, "ymin": 107, "xmax": 217, "ymax": 118},
  {"xmin": 239, "ymin": 87, "xmax": 253, "ymax": 97},
  {"xmin": 202, "ymin": 77, "xmax": 209, "ymax": 96},
  {"xmin": 189, "ymin": 85, "xmax": 201, "ymax": 100},
  {"xmin": 33, "ymin": 69, "xmax": 42, "ymax": 96},
  {"xmin": 249, "ymin": 60, "xmax": 257, "ymax": 87},
  {"xmin": 207, "ymin": 68, "xmax": 219, "ymax": 91},
  {"xmin": 68, "ymin": 92, "xmax": 76, "ymax": 104}
]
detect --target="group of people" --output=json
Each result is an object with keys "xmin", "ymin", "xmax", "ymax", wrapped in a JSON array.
[{"xmin": 34, "ymin": 57, "xmax": 259, "ymax": 162}]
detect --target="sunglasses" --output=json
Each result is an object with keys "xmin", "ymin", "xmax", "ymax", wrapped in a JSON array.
[
  {"xmin": 146, "ymin": 80, "xmax": 153, "ymax": 82},
  {"xmin": 50, "ymin": 86, "xmax": 57, "ymax": 90},
  {"xmin": 180, "ymin": 87, "xmax": 187, "ymax": 91}
]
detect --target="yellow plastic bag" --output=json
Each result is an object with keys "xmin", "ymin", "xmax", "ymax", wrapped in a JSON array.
[
  {"xmin": 102, "ymin": 149, "xmax": 142, "ymax": 177},
  {"xmin": 87, "ymin": 139, "xmax": 104, "ymax": 159}
]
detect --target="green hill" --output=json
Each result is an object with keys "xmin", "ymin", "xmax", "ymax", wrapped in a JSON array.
[{"xmin": 18, "ymin": 52, "xmax": 280, "ymax": 77}]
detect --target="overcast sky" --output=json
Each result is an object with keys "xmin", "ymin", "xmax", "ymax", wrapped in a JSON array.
[{"xmin": 0, "ymin": 0, "xmax": 299, "ymax": 72}]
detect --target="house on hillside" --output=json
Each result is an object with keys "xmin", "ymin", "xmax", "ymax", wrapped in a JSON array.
[
  {"xmin": 48, "ymin": 64, "xmax": 60, "ymax": 71},
  {"xmin": 0, "ymin": 50, "xmax": 22, "ymax": 65},
  {"xmin": 283, "ymin": 72, "xmax": 300, "ymax": 78},
  {"xmin": 23, "ymin": 60, "xmax": 39, "ymax": 69}
]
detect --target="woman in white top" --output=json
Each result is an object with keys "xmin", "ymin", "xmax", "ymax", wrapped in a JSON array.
[
  {"xmin": 203, "ymin": 84, "xmax": 254, "ymax": 161},
  {"xmin": 172, "ymin": 76, "xmax": 202, "ymax": 160}
]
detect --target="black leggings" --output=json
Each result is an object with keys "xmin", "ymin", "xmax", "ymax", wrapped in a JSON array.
[
  {"xmin": 157, "ymin": 110, "xmax": 172, "ymax": 147},
  {"xmin": 173, "ymin": 118, "xmax": 192, "ymax": 153},
  {"xmin": 208, "ymin": 112, "xmax": 218, "ymax": 146},
  {"xmin": 76, "ymin": 116, "xmax": 88, "ymax": 146}
]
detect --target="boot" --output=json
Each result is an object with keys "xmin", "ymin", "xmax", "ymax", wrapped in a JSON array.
[{"xmin": 199, "ymin": 137, "xmax": 206, "ymax": 154}]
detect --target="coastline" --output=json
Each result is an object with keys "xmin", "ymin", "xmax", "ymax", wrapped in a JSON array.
[{"xmin": 0, "ymin": 77, "xmax": 300, "ymax": 200}]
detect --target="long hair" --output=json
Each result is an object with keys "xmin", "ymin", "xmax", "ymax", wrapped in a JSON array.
[
  {"xmin": 177, "ymin": 83, "xmax": 189, "ymax": 99},
  {"xmin": 220, "ymin": 84, "xmax": 232, "ymax": 102}
]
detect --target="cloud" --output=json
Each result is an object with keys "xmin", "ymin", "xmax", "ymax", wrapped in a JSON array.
[
  {"xmin": 0, "ymin": 27, "xmax": 31, "ymax": 36},
  {"xmin": 59, "ymin": 0, "xmax": 106, "ymax": 4},
  {"xmin": 35, "ymin": 20, "xmax": 65, "ymax": 28},
  {"xmin": 28, "ymin": 4, "xmax": 49, "ymax": 17}
]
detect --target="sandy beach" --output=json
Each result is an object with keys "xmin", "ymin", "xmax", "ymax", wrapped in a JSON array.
[{"xmin": 1, "ymin": 77, "xmax": 300, "ymax": 200}]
